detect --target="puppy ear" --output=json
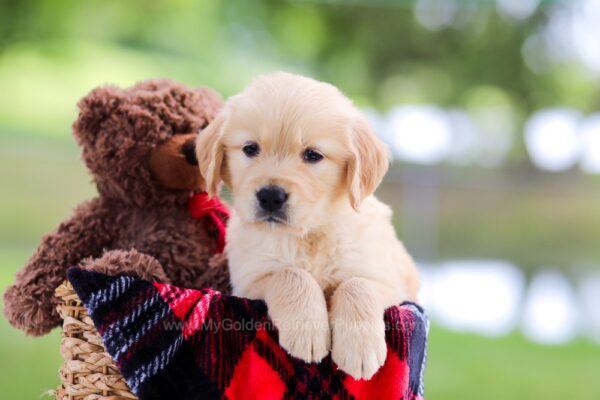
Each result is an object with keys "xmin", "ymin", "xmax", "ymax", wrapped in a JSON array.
[
  {"xmin": 347, "ymin": 115, "xmax": 390, "ymax": 210},
  {"xmin": 196, "ymin": 112, "xmax": 227, "ymax": 196}
]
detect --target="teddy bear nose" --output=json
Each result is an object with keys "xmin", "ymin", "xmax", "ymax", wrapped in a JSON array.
[
  {"xmin": 181, "ymin": 139, "xmax": 198, "ymax": 166},
  {"xmin": 256, "ymin": 186, "xmax": 288, "ymax": 212}
]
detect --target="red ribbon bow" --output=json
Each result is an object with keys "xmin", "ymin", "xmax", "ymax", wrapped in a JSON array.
[{"xmin": 187, "ymin": 192, "xmax": 230, "ymax": 254}]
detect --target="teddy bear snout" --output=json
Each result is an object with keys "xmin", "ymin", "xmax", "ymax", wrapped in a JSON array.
[
  {"xmin": 149, "ymin": 132, "xmax": 203, "ymax": 190},
  {"xmin": 181, "ymin": 138, "xmax": 198, "ymax": 166}
]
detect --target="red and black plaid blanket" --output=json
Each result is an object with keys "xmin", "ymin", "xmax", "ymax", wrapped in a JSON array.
[{"xmin": 67, "ymin": 267, "xmax": 428, "ymax": 400}]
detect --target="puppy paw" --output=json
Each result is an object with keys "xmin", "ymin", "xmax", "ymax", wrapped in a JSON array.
[
  {"xmin": 331, "ymin": 318, "xmax": 387, "ymax": 380},
  {"xmin": 270, "ymin": 309, "xmax": 330, "ymax": 363},
  {"xmin": 263, "ymin": 267, "xmax": 331, "ymax": 363}
]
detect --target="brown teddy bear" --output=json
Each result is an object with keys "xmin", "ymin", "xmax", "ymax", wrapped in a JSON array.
[{"xmin": 3, "ymin": 79, "xmax": 231, "ymax": 337}]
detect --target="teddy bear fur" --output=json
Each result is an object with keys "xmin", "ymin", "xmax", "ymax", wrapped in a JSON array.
[{"xmin": 4, "ymin": 79, "xmax": 231, "ymax": 337}]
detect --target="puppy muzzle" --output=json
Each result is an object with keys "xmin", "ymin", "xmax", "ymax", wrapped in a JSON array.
[{"xmin": 255, "ymin": 185, "xmax": 289, "ymax": 223}]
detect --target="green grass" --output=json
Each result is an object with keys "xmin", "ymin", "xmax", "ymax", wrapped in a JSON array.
[
  {"xmin": 426, "ymin": 326, "xmax": 600, "ymax": 399},
  {"xmin": 1, "ymin": 132, "xmax": 600, "ymax": 399},
  {"xmin": 0, "ymin": 247, "xmax": 62, "ymax": 400},
  {"xmin": 0, "ymin": 326, "xmax": 61, "ymax": 400},
  {"xmin": 0, "ymin": 133, "xmax": 92, "ymax": 399}
]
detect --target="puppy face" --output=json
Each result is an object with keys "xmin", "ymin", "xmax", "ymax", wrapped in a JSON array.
[{"xmin": 196, "ymin": 72, "xmax": 389, "ymax": 232}]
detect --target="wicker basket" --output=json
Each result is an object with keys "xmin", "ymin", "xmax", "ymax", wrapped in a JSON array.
[{"xmin": 54, "ymin": 281, "xmax": 136, "ymax": 400}]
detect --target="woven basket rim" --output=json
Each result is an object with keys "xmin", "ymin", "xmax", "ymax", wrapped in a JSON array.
[{"xmin": 54, "ymin": 280, "xmax": 137, "ymax": 400}]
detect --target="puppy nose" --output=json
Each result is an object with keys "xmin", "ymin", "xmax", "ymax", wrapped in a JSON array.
[{"xmin": 257, "ymin": 186, "xmax": 288, "ymax": 212}]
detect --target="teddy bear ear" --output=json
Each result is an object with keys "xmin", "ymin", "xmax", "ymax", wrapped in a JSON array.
[
  {"xmin": 72, "ymin": 85, "xmax": 125, "ymax": 147},
  {"xmin": 190, "ymin": 87, "xmax": 224, "ymax": 129}
]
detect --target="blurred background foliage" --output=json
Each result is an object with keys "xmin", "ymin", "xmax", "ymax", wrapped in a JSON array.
[
  {"xmin": 3, "ymin": 0, "xmax": 599, "ymax": 134},
  {"xmin": 1, "ymin": 0, "xmax": 600, "ymax": 399},
  {"xmin": 1, "ymin": 0, "xmax": 600, "ymax": 270}
]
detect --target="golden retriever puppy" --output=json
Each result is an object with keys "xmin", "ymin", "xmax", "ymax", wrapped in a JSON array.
[{"xmin": 196, "ymin": 72, "xmax": 419, "ymax": 379}]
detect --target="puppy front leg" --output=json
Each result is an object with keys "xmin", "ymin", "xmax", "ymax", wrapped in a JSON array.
[
  {"xmin": 330, "ymin": 277, "xmax": 388, "ymax": 380},
  {"xmin": 263, "ymin": 267, "xmax": 330, "ymax": 363}
]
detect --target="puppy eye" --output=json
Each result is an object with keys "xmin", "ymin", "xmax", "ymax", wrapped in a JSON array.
[
  {"xmin": 242, "ymin": 142, "xmax": 260, "ymax": 158},
  {"xmin": 303, "ymin": 148, "xmax": 324, "ymax": 163}
]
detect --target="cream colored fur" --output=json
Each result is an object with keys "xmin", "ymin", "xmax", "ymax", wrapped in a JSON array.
[{"xmin": 196, "ymin": 72, "xmax": 419, "ymax": 379}]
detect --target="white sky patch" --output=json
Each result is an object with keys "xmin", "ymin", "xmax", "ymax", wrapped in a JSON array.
[
  {"xmin": 525, "ymin": 108, "xmax": 582, "ymax": 171},
  {"xmin": 579, "ymin": 114, "xmax": 600, "ymax": 173},
  {"xmin": 362, "ymin": 108, "xmax": 392, "ymax": 161},
  {"xmin": 416, "ymin": 263, "xmax": 434, "ymax": 309},
  {"xmin": 579, "ymin": 274, "xmax": 600, "ymax": 344},
  {"xmin": 387, "ymin": 105, "xmax": 453, "ymax": 164},
  {"xmin": 496, "ymin": 0, "xmax": 540, "ymax": 20},
  {"xmin": 570, "ymin": 0, "xmax": 600, "ymax": 74},
  {"xmin": 470, "ymin": 106, "xmax": 515, "ymax": 167},
  {"xmin": 522, "ymin": 32, "xmax": 553, "ymax": 74},
  {"xmin": 446, "ymin": 109, "xmax": 480, "ymax": 165},
  {"xmin": 522, "ymin": 271, "xmax": 580, "ymax": 345},
  {"xmin": 542, "ymin": 5, "xmax": 575, "ymax": 63},
  {"xmin": 414, "ymin": 0, "xmax": 457, "ymax": 31},
  {"xmin": 426, "ymin": 260, "xmax": 525, "ymax": 336},
  {"xmin": 541, "ymin": 0, "xmax": 600, "ymax": 75}
]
